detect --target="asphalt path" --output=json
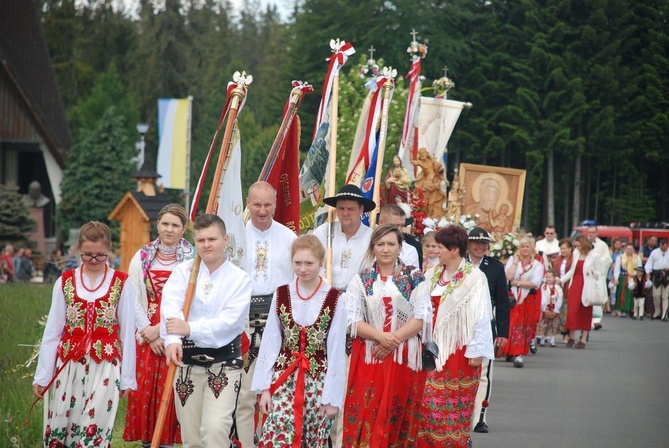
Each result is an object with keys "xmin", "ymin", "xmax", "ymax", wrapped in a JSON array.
[{"xmin": 471, "ymin": 315, "xmax": 669, "ymax": 448}]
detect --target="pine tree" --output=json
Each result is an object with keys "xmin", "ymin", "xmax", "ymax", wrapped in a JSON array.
[
  {"xmin": 0, "ymin": 185, "xmax": 36, "ymax": 244},
  {"xmin": 56, "ymin": 108, "xmax": 135, "ymax": 240}
]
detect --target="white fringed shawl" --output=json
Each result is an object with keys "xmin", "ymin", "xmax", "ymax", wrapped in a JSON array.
[
  {"xmin": 345, "ymin": 266, "xmax": 429, "ymax": 371},
  {"xmin": 418, "ymin": 259, "xmax": 491, "ymax": 371}
]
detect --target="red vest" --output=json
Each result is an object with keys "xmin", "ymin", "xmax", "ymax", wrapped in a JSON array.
[
  {"xmin": 57, "ymin": 269, "xmax": 128, "ymax": 364},
  {"xmin": 274, "ymin": 285, "xmax": 340, "ymax": 379}
]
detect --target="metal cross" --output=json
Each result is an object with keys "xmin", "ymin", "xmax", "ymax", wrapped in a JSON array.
[
  {"xmin": 410, "ymin": 29, "xmax": 418, "ymax": 42},
  {"xmin": 443, "ymin": 66, "xmax": 449, "ymax": 77},
  {"xmin": 368, "ymin": 45, "xmax": 376, "ymax": 61}
]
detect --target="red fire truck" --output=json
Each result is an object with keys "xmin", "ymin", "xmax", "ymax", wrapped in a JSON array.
[{"xmin": 571, "ymin": 222, "xmax": 669, "ymax": 249}]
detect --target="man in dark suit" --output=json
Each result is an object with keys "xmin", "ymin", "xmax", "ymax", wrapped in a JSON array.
[{"xmin": 467, "ymin": 227, "xmax": 510, "ymax": 435}]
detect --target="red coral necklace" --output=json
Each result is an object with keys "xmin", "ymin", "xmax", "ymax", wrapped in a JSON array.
[
  {"xmin": 80, "ymin": 264, "xmax": 108, "ymax": 293},
  {"xmin": 296, "ymin": 277, "xmax": 323, "ymax": 301}
]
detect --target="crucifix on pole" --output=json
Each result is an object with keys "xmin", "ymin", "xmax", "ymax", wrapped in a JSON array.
[
  {"xmin": 410, "ymin": 28, "xmax": 418, "ymax": 43},
  {"xmin": 443, "ymin": 66, "xmax": 449, "ymax": 78}
]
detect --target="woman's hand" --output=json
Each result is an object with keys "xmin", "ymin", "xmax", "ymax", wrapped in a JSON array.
[
  {"xmin": 149, "ymin": 338, "xmax": 166, "ymax": 356},
  {"xmin": 32, "ymin": 383, "xmax": 44, "ymax": 398},
  {"xmin": 120, "ymin": 389, "xmax": 131, "ymax": 398},
  {"xmin": 468, "ymin": 357, "xmax": 483, "ymax": 367},
  {"xmin": 372, "ymin": 344, "xmax": 392, "ymax": 361},
  {"xmin": 141, "ymin": 324, "xmax": 160, "ymax": 344},
  {"xmin": 376, "ymin": 332, "xmax": 400, "ymax": 351},
  {"xmin": 318, "ymin": 403, "xmax": 339, "ymax": 419},
  {"xmin": 259, "ymin": 389, "xmax": 272, "ymax": 415}
]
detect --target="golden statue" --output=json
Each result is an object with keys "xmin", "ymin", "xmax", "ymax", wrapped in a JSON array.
[
  {"xmin": 412, "ymin": 148, "xmax": 448, "ymax": 218},
  {"xmin": 446, "ymin": 175, "xmax": 466, "ymax": 219}
]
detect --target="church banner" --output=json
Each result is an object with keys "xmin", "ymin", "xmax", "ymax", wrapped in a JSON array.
[{"xmin": 417, "ymin": 97, "xmax": 469, "ymax": 170}]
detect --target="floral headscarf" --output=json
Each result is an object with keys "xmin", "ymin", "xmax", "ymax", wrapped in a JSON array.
[
  {"xmin": 140, "ymin": 237, "xmax": 194, "ymax": 280},
  {"xmin": 359, "ymin": 261, "xmax": 425, "ymax": 300}
]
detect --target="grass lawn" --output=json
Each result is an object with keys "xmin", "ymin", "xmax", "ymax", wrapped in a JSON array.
[{"xmin": 0, "ymin": 283, "xmax": 144, "ymax": 447}]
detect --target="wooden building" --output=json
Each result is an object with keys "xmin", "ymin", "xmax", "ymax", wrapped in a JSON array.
[
  {"xmin": 0, "ymin": 0, "xmax": 72, "ymax": 252},
  {"xmin": 108, "ymin": 162, "xmax": 170, "ymax": 271}
]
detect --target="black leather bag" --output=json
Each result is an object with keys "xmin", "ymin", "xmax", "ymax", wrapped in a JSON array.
[{"xmin": 422, "ymin": 341, "xmax": 439, "ymax": 371}]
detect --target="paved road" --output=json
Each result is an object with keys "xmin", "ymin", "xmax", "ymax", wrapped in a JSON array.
[{"xmin": 471, "ymin": 315, "xmax": 669, "ymax": 448}]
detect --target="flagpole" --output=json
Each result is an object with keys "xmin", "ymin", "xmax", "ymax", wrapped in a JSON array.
[
  {"xmin": 369, "ymin": 70, "xmax": 396, "ymax": 228},
  {"xmin": 325, "ymin": 72, "xmax": 340, "ymax": 284},
  {"xmin": 258, "ymin": 84, "xmax": 311, "ymax": 181},
  {"xmin": 184, "ymin": 95, "xmax": 193, "ymax": 212},
  {"xmin": 150, "ymin": 77, "xmax": 249, "ymax": 448}
]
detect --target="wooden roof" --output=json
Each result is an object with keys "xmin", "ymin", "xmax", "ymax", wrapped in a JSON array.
[
  {"xmin": 0, "ymin": 0, "xmax": 72, "ymax": 166},
  {"xmin": 108, "ymin": 190, "xmax": 171, "ymax": 222}
]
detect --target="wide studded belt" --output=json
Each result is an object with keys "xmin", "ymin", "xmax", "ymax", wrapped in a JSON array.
[
  {"xmin": 181, "ymin": 334, "xmax": 242, "ymax": 367},
  {"xmin": 249, "ymin": 294, "xmax": 273, "ymax": 328}
]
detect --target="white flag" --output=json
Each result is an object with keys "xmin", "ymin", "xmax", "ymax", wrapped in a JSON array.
[
  {"xmin": 418, "ymin": 97, "xmax": 469, "ymax": 169},
  {"xmin": 216, "ymin": 123, "xmax": 246, "ymax": 268}
]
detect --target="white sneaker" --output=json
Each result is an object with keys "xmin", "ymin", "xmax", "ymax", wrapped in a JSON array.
[{"xmin": 513, "ymin": 355, "xmax": 524, "ymax": 368}]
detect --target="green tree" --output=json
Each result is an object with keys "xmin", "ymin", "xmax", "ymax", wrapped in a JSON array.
[
  {"xmin": 57, "ymin": 108, "xmax": 135, "ymax": 238},
  {"xmin": 0, "ymin": 185, "xmax": 36, "ymax": 244},
  {"xmin": 67, "ymin": 63, "xmax": 138, "ymax": 139}
]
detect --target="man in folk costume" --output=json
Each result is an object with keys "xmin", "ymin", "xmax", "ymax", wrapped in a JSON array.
[
  {"xmin": 312, "ymin": 184, "xmax": 375, "ymax": 448},
  {"xmin": 466, "ymin": 227, "xmax": 510, "ymax": 435},
  {"xmin": 378, "ymin": 204, "xmax": 420, "ymax": 268},
  {"xmin": 236, "ymin": 181, "xmax": 297, "ymax": 447},
  {"xmin": 644, "ymin": 237, "xmax": 669, "ymax": 320},
  {"xmin": 161, "ymin": 214, "xmax": 252, "ymax": 447},
  {"xmin": 313, "ymin": 184, "xmax": 376, "ymax": 291}
]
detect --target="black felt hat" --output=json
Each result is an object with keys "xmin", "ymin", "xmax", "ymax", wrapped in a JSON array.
[
  {"xmin": 323, "ymin": 184, "xmax": 376, "ymax": 213},
  {"xmin": 468, "ymin": 226, "xmax": 495, "ymax": 243}
]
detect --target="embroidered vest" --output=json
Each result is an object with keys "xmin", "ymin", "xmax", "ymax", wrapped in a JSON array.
[
  {"xmin": 274, "ymin": 285, "xmax": 339, "ymax": 379},
  {"xmin": 57, "ymin": 269, "xmax": 128, "ymax": 364},
  {"xmin": 146, "ymin": 269, "xmax": 172, "ymax": 325}
]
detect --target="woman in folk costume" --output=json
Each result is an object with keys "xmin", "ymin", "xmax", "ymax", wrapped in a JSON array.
[
  {"xmin": 252, "ymin": 235, "xmax": 347, "ymax": 447},
  {"xmin": 342, "ymin": 224, "xmax": 429, "ymax": 447},
  {"xmin": 33, "ymin": 221, "xmax": 137, "ymax": 447},
  {"xmin": 123, "ymin": 204, "xmax": 194, "ymax": 447},
  {"xmin": 413, "ymin": 226, "xmax": 494, "ymax": 448},
  {"xmin": 552, "ymin": 238, "xmax": 574, "ymax": 342},
  {"xmin": 613, "ymin": 244, "xmax": 643, "ymax": 317},
  {"xmin": 498, "ymin": 236, "xmax": 543, "ymax": 368},
  {"xmin": 560, "ymin": 236, "xmax": 597, "ymax": 349}
]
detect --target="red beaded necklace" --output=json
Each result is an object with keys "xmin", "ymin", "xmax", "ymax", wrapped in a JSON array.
[
  {"xmin": 438, "ymin": 268, "xmax": 451, "ymax": 287},
  {"xmin": 80, "ymin": 264, "xmax": 108, "ymax": 293},
  {"xmin": 296, "ymin": 277, "xmax": 323, "ymax": 301},
  {"xmin": 155, "ymin": 249, "xmax": 178, "ymax": 265}
]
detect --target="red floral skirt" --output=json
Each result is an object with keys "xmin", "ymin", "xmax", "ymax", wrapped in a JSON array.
[
  {"xmin": 342, "ymin": 337, "xmax": 426, "ymax": 447},
  {"xmin": 123, "ymin": 340, "xmax": 181, "ymax": 444},
  {"xmin": 498, "ymin": 292, "xmax": 538, "ymax": 357},
  {"xmin": 414, "ymin": 346, "xmax": 479, "ymax": 448}
]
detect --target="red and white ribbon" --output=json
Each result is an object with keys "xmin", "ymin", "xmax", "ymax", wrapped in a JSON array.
[
  {"xmin": 189, "ymin": 82, "xmax": 248, "ymax": 221},
  {"xmin": 313, "ymin": 40, "xmax": 356, "ymax": 138}
]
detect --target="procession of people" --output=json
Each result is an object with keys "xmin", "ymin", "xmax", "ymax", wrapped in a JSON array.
[{"xmin": 22, "ymin": 175, "xmax": 669, "ymax": 448}]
